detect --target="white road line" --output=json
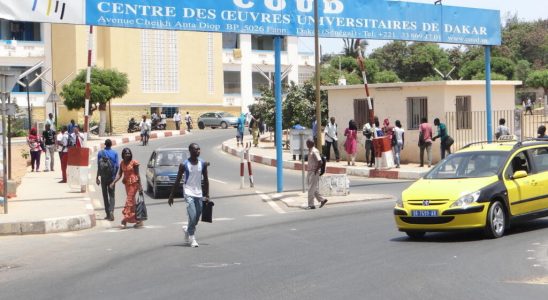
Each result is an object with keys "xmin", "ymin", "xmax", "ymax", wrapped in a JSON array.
[
  {"xmin": 89, "ymin": 184, "xmax": 96, "ymax": 192},
  {"xmin": 210, "ymin": 178, "xmax": 228, "ymax": 184},
  {"xmin": 256, "ymin": 191, "xmax": 286, "ymax": 214},
  {"xmin": 213, "ymin": 218, "xmax": 235, "ymax": 221}
]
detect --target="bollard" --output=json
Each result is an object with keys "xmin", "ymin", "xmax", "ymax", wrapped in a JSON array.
[{"xmin": 240, "ymin": 142, "xmax": 254, "ymax": 188}]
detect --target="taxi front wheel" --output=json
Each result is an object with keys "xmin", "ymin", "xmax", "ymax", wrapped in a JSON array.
[{"xmin": 485, "ymin": 201, "xmax": 506, "ymax": 239}]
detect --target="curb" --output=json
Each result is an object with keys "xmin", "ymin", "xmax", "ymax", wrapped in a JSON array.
[
  {"xmin": 0, "ymin": 130, "xmax": 187, "ymax": 236},
  {"xmin": 270, "ymin": 193, "xmax": 395, "ymax": 208},
  {"xmin": 221, "ymin": 141, "xmax": 427, "ymax": 180}
]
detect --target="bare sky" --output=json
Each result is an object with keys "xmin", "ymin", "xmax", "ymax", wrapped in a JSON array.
[{"xmin": 300, "ymin": 0, "xmax": 547, "ymax": 54}]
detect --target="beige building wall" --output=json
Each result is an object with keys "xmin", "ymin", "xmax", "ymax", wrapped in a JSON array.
[
  {"xmin": 51, "ymin": 25, "xmax": 231, "ymax": 133},
  {"xmin": 325, "ymin": 81, "xmax": 520, "ymax": 164}
]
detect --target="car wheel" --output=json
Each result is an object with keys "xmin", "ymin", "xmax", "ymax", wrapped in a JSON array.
[
  {"xmin": 198, "ymin": 121, "xmax": 205, "ymax": 130},
  {"xmin": 147, "ymin": 182, "xmax": 152, "ymax": 194},
  {"xmin": 221, "ymin": 121, "xmax": 228, "ymax": 129},
  {"xmin": 484, "ymin": 201, "xmax": 505, "ymax": 239},
  {"xmin": 405, "ymin": 231, "xmax": 426, "ymax": 239}
]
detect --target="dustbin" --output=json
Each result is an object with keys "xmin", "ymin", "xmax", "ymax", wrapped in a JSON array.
[{"xmin": 372, "ymin": 137, "xmax": 395, "ymax": 169}]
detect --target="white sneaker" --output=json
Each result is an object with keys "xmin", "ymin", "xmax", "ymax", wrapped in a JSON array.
[
  {"xmin": 182, "ymin": 226, "xmax": 189, "ymax": 244},
  {"xmin": 190, "ymin": 236, "xmax": 199, "ymax": 248}
]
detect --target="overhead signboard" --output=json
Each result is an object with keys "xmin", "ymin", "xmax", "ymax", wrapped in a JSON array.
[{"xmin": 0, "ymin": 0, "xmax": 501, "ymax": 45}]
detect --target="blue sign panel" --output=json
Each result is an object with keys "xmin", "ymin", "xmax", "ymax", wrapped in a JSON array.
[
  {"xmin": 0, "ymin": 1, "xmax": 500, "ymax": 45},
  {"xmin": 86, "ymin": 1, "xmax": 500, "ymax": 45}
]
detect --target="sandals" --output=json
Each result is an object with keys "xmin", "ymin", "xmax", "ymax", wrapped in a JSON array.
[{"xmin": 120, "ymin": 221, "xmax": 127, "ymax": 229}]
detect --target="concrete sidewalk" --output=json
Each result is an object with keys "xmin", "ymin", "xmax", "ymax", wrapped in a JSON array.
[
  {"xmin": 222, "ymin": 135, "xmax": 433, "ymax": 180},
  {"xmin": 0, "ymin": 130, "xmax": 186, "ymax": 235},
  {"xmin": 265, "ymin": 191, "xmax": 394, "ymax": 209}
]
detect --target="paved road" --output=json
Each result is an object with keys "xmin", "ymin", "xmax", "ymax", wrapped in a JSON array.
[{"xmin": 1, "ymin": 130, "xmax": 548, "ymax": 299}]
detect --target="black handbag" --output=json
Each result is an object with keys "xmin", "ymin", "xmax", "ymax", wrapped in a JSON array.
[
  {"xmin": 444, "ymin": 136, "xmax": 455, "ymax": 148},
  {"xmin": 201, "ymin": 201, "xmax": 214, "ymax": 223},
  {"xmin": 135, "ymin": 191, "xmax": 148, "ymax": 221}
]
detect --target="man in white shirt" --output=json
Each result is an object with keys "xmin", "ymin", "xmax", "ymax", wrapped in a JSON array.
[
  {"xmin": 46, "ymin": 113, "xmax": 55, "ymax": 127},
  {"xmin": 185, "ymin": 112, "xmax": 192, "ymax": 132},
  {"xmin": 323, "ymin": 117, "xmax": 340, "ymax": 162},
  {"xmin": 173, "ymin": 110, "xmax": 182, "ymax": 130},
  {"xmin": 57, "ymin": 126, "xmax": 69, "ymax": 183},
  {"xmin": 168, "ymin": 143, "xmax": 210, "ymax": 247},
  {"xmin": 139, "ymin": 115, "xmax": 151, "ymax": 145},
  {"xmin": 306, "ymin": 138, "xmax": 328, "ymax": 210}
]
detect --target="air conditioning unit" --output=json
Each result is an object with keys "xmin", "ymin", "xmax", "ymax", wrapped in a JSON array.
[{"xmin": 233, "ymin": 48, "xmax": 242, "ymax": 59}]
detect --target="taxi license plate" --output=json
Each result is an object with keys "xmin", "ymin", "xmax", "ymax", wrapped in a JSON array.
[{"xmin": 412, "ymin": 210, "xmax": 438, "ymax": 217}]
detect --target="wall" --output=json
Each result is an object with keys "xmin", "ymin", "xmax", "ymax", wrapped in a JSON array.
[{"xmin": 325, "ymin": 81, "xmax": 520, "ymax": 164}]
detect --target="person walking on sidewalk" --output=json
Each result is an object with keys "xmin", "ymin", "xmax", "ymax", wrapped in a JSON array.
[
  {"xmin": 306, "ymin": 138, "xmax": 328, "ymax": 210},
  {"xmin": 418, "ymin": 117, "xmax": 433, "ymax": 167},
  {"xmin": 324, "ymin": 117, "xmax": 340, "ymax": 162},
  {"xmin": 236, "ymin": 113, "xmax": 245, "ymax": 147},
  {"xmin": 432, "ymin": 118, "xmax": 452, "ymax": 159},
  {"xmin": 96, "ymin": 139, "xmax": 119, "ymax": 221},
  {"xmin": 168, "ymin": 143, "xmax": 210, "ymax": 247},
  {"xmin": 46, "ymin": 113, "xmax": 55, "ymax": 127},
  {"xmin": 393, "ymin": 120, "xmax": 405, "ymax": 168},
  {"xmin": 524, "ymin": 98, "xmax": 533, "ymax": 115},
  {"xmin": 42, "ymin": 124, "xmax": 56, "ymax": 172},
  {"xmin": 139, "ymin": 115, "xmax": 151, "ymax": 146},
  {"xmin": 249, "ymin": 115, "xmax": 260, "ymax": 147},
  {"xmin": 110, "ymin": 148, "xmax": 144, "ymax": 229},
  {"xmin": 344, "ymin": 120, "xmax": 358, "ymax": 166},
  {"xmin": 57, "ymin": 126, "xmax": 69, "ymax": 183},
  {"xmin": 185, "ymin": 111, "xmax": 193, "ymax": 132},
  {"xmin": 362, "ymin": 123, "xmax": 373, "ymax": 167},
  {"xmin": 27, "ymin": 127, "xmax": 42, "ymax": 172},
  {"xmin": 173, "ymin": 110, "xmax": 182, "ymax": 130}
]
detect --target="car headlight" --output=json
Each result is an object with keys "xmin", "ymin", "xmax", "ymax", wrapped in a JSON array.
[
  {"xmin": 450, "ymin": 191, "xmax": 481, "ymax": 208},
  {"xmin": 395, "ymin": 197, "xmax": 404, "ymax": 208},
  {"xmin": 156, "ymin": 175, "xmax": 170, "ymax": 182}
]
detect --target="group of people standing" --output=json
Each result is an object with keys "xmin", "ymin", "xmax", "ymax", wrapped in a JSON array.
[
  {"xmin": 26, "ymin": 114, "xmax": 85, "ymax": 183},
  {"xmin": 322, "ymin": 116, "xmax": 453, "ymax": 169},
  {"xmin": 236, "ymin": 112, "xmax": 264, "ymax": 148},
  {"xmin": 172, "ymin": 111, "xmax": 193, "ymax": 132}
]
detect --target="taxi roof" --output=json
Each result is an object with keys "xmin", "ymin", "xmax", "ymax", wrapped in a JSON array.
[{"xmin": 459, "ymin": 139, "xmax": 548, "ymax": 153}]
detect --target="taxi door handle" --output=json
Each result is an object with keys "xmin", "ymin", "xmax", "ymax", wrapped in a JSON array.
[{"xmin": 530, "ymin": 180, "xmax": 537, "ymax": 186}]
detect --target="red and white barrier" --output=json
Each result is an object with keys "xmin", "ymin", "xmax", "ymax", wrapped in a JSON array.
[{"xmin": 240, "ymin": 143, "xmax": 254, "ymax": 188}]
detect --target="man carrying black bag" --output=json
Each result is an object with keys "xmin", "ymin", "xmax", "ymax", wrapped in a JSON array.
[{"xmin": 168, "ymin": 143, "xmax": 210, "ymax": 248}]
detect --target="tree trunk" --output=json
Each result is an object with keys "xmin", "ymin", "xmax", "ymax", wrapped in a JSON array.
[{"xmin": 99, "ymin": 103, "xmax": 107, "ymax": 136}]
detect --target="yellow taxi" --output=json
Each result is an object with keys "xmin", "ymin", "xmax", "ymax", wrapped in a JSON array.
[{"xmin": 394, "ymin": 138, "xmax": 548, "ymax": 239}]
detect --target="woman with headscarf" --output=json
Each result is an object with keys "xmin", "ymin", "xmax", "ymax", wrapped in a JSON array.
[
  {"xmin": 344, "ymin": 120, "xmax": 358, "ymax": 166},
  {"xmin": 27, "ymin": 128, "xmax": 42, "ymax": 172},
  {"xmin": 236, "ymin": 113, "xmax": 246, "ymax": 147},
  {"xmin": 110, "ymin": 148, "xmax": 144, "ymax": 229},
  {"xmin": 250, "ymin": 115, "xmax": 260, "ymax": 147}
]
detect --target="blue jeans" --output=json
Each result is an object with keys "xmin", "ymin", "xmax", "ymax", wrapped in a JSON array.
[
  {"xmin": 394, "ymin": 142, "xmax": 402, "ymax": 166},
  {"xmin": 186, "ymin": 196, "xmax": 203, "ymax": 236}
]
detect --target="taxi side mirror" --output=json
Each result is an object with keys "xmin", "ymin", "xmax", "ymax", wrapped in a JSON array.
[{"xmin": 512, "ymin": 170, "xmax": 528, "ymax": 179}]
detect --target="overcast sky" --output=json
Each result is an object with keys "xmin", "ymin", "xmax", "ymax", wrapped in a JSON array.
[{"xmin": 299, "ymin": 0, "xmax": 547, "ymax": 54}]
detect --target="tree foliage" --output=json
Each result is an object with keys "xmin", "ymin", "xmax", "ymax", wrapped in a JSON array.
[
  {"xmin": 249, "ymin": 82, "xmax": 328, "ymax": 131},
  {"xmin": 61, "ymin": 68, "xmax": 129, "ymax": 112},
  {"xmin": 526, "ymin": 69, "xmax": 548, "ymax": 95}
]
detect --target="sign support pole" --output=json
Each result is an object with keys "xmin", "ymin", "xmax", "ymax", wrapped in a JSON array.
[
  {"xmin": 275, "ymin": 36, "xmax": 283, "ymax": 193},
  {"xmin": 485, "ymin": 46, "xmax": 493, "ymax": 142}
]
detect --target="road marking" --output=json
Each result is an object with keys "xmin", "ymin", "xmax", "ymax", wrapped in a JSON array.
[
  {"xmin": 213, "ymin": 218, "xmax": 235, "ymax": 221},
  {"xmin": 245, "ymin": 214, "xmax": 264, "ymax": 217},
  {"xmin": 210, "ymin": 178, "xmax": 227, "ymax": 184},
  {"xmin": 89, "ymin": 184, "xmax": 96, "ymax": 192},
  {"xmin": 256, "ymin": 191, "xmax": 286, "ymax": 214}
]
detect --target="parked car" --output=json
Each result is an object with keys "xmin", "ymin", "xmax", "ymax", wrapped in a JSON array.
[
  {"xmin": 197, "ymin": 112, "xmax": 239, "ymax": 129},
  {"xmin": 394, "ymin": 138, "xmax": 548, "ymax": 239},
  {"xmin": 145, "ymin": 148, "xmax": 189, "ymax": 198}
]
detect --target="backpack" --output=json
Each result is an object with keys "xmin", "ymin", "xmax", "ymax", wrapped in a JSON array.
[
  {"xmin": 98, "ymin": 150, "xmax": 115, "ymax": 180},
  {"xmin": 319, "ymin": 155, "xmax": 327, "ymax": 176}
]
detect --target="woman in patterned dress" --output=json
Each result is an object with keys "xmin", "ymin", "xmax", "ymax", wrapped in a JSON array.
[{"xmin": 110, "ymin": 148, "xmax": 143, "ymax": 228}]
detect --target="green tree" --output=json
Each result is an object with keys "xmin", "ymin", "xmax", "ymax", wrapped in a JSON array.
[
  {"xmin": 526, "ymin": 69, "xmax": 548, "ymax": 96},
  {"xmin": 515, "ymin": 60, "xmax": 532, "ymax": 83},
  {"xmin": 375, "ymin": 70, "xmax": 400, "ymax": 83},
  {"xmin": 342, "ymin": 38, "xmax": 366, "ymax": 58},
  {"xmin": 61, "ymin": 68, "xmax": 129, "ymax": 135},
  {"xmin": 471, "ymin": 72, "xmax": 507, "ymax": 80}
]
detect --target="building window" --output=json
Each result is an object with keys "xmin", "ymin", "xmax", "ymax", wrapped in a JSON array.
[
  {"xmin": 298, "ymin": 71, "xmax": 314, "ymax": 85},
  {"xmin": 353, "ymin": 98, "xmax": 374, "ymax": 129},
  {"xmin": 251, "ymin": 35, "xmax": 287, "ymax": 51},
  {"xmin": 406, "ymin": 97, "xmax": 428, "ymax": 129},
  {"xmin": 251, "ymin": 72, "xmax": 288, "ymax": 95},
  {"xmin": 456, "ymin": 96, "xmax": 472, "ymax": 129},
  {"xmin": 224, "ymin": 71, "xmax": 241, "ymax": 94},
  {"xmin": 0, "ymin": 20, "xmax": 41, "ymax": 41},
  {"xmin": 222, "ymin": 33, "xmax": 239, "ymax": 49},
  {"xmin": 141, "ymin": 30, "xmax": 179, "ymax": 93},
  {"xmin": 11, "ymin": 67, "xmax": 43, "ymax": 93}
]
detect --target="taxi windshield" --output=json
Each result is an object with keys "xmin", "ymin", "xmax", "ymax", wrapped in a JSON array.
[{"xmin": 425, "ymin": 151, "xmax": 508, "ymax": 179}]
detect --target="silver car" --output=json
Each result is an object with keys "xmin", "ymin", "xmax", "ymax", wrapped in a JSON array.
[{"xmin": 197, "ymin": 112, "xmax": 239, "ymax": 129}]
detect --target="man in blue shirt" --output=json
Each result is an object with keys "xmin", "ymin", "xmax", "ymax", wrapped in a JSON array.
[
  {"xmin": 67, "ymin": 119, "xmax": 76, "ymax": 134},
  {"xmin": 96, "ymin": 139, "xmax": 119, "ymax": 221}
]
